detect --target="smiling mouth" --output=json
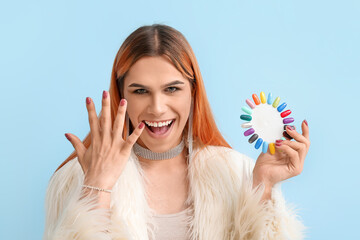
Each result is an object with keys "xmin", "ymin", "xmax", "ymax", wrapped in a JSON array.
[{"xmin": 144, "ymin": 119, "xmax": 175, "ymax": 135}]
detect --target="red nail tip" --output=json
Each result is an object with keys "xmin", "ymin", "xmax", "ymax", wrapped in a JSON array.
[
  {"xmin": 86, "ymin": 97, "xmax": 91, "ymax": 104},
  {"xmin": 120, "ymin": 99, "xmax": 126, "ymax": 106},
  {"xmin": 65, "ymin": 133, "xmax": 71, "ymax": 141},
  {"xmin": 275, "ymin": 142, "xmax": 282, "ymax": 146},
  {"xmin": 139, "ymin": 122, "xmax": 145, "ymax": 129},
  {"xmin": 280, "ymin": 110, "xmax": 291, "ymax": 118},
  {"xmin": 304, "ymin": 119, "xmax": 308, "ymax": 126},
  {"xmin": 103, "ymin": 90, "xmax": 108, "ymax": 99}
]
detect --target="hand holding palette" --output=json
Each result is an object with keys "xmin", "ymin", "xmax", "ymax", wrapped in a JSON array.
[{"xmin": 240, "ymin": 91, "xmax": 295, "ymax": 155}]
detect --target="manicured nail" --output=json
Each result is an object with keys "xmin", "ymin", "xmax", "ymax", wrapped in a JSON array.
[
  {"xmin": 304, "ymin": 119, "xmax": 308, "ymax": 126},
  {"xmin": 103, "ymin": 90, "xmax": 108, "ymax": 99},
  {"xmin": 275, "ymin": 142, "xmax": 282, "ymax": 147},
  {"xmin": 120, "ymin": 99, "xmax": 126, "ymax": 106},
  {"xmin": 286, "ymin": 126, "xmax": 293, "ymax": 131},
  {"xmin": 86, "ymin": 97, "xmax": 91, "ymax": 104},
  {"xmin": 276, "ymin": 139, "xmax": 283, "ymax": 143},
  {"xmin": 138, "ymin": 122, "xmax": 145, "ymax": 129},
  {"xmin": 65, "ymin": 133, "xmax": 71, "ymax": 141}
]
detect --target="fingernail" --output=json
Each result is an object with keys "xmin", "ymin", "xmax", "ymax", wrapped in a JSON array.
[
  {"xmin": 286, "ymin": 126, "xmax": 293, "ymax": 131},
  {"xmin": 86, "ymin": 97, "xmax": 91, "ymax": 104},
  {"xmin": 120, "ymin": 99, "xmax": 126, "ymax": 106},
  {"xmin": 304, "ymin": 119, "xmax": 308, "ymax": 126},
  {"xmin": 103, "ymin": 90, "xmax": 108, "ymax": 99},
  {"xmin": 65, "ymin": 133, "xmax": 71, "ymax": 141},
  {"xmin": 276, "ymin": 139, "xmax": 283, "ymax": 143},
  {"xmin": 275, "ymin": 142, "xmax": 282, "ymax": 146},
  {"xmin": 138, "ymin": 122, "xmax": 145, "ymax": 129}
]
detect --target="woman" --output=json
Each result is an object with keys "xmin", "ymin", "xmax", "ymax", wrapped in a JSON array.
[{"xmin": 43, "ymin": 24, "xmax": 310, "ymax": 240}]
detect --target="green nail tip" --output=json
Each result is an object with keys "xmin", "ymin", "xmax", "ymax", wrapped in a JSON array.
[
  {"xmin": 241, "ymin": 106, "xmax": 253, "ymax": 115},
  {"xmin": 240, "ymin": 115, "xmax": 252, "ymax": 121}
]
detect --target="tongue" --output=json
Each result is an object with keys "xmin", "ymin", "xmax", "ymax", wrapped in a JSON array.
[{"xmin": 150, "ymin": 125, "xmax": 170, "ymax": 135}]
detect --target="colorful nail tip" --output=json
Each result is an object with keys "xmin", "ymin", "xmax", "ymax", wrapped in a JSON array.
[
  {"xmin": 244, "ymin": 128, "xmax": 255, "ymax": 136},
  {"xmin": 248, "ymin": 134, "xmax": 258, "ymax": 143},
  {"xmin": 283, "ymin": 125, "xmax": 295, "ymax": 130},
  {"xmin": 304, "ymin": 119, "xmax": 308, "ymax": 126},
  {"xmin": 272, "ymin": 97, "xmax": 280, "ymax": 108},
  {"xmin": 241, "ymin": 122, "xmax": 252, "ymax": 128},
  {"xmin": 283, "ymin": 131, "xmax": 293, "ymax": 139},
  {"xmin": 255, "ymin": 138, "xmax": 263, "ymax": 149},
  {"xmin": 280, "ymin": 109, "xmax": 292, "ymax": 118},
  {"xmin": 240, "ymin": 115, "xmax": 252, "ymax": 121},
  {"xmin": 267, "ymin": 93, "xmax": 273, "ymax": 104},
  {"xmin": 260, "ymin": 91, "xmax": 266, "ymax": 104},
  {"xmin": 246, "ymin": 99, "xmax": 256, "ymax": 109},
  {"xmin": 277, "ymin": 102, "xmax": 287, "ymax": 112},
  {"xmin": 283, "ymin": 117, "xmax": 294, "ymax": 124},
  {"xmin": 241, "ymin": 106, "xmax": 253, "ymax": 115},
  {"xmin": 252, "ymin": 94, "xmax": 260, "ymax": 105},
  {"xmin": 269, "ymin": 143, "xmax": 276, "ymax": 155},
  {"xmin": 262, "ymin": 142, "xmax": 268, "ymax": 153}
]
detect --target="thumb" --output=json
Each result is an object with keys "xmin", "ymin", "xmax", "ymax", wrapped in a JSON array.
[{"xmin": 64, "ymin": 133, "xmax": 86, "ymax": 164}]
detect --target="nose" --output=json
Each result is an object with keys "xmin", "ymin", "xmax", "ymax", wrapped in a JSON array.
[{"xmin": 147, "ymin": 93, "xmax": 168, "ymax": 117}]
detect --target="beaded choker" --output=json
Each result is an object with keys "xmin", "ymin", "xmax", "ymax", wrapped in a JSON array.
[{"xmin": 133, "ymin": 138, "xmax": 185, "ymax": 160}]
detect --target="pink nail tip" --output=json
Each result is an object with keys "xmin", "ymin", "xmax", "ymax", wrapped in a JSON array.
[{"xmin": 246, "ymin": 99, "xmax": 255, "ymax": 109}]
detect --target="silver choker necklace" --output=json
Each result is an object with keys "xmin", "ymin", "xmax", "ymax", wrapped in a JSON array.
[{"xmin": 133, "ymin": 138, "xmax": 185, "ymax": 160}]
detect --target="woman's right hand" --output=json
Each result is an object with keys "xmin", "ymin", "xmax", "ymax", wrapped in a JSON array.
[{"xmin": 65, "ymin": 90, "xmax": 145, "ymax": 190}]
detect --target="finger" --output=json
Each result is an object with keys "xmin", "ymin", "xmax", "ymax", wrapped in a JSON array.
[
  {"xmin": 285, "ymin": 125, "xmax": 309, "ymax": 146},
  {"xmin": 100, "ymin": 90, "xmax": 111, "ymax": 139},
  {"xmin": 122, "ymin": 121, "xmax": 145, "ymax": 155},
  {"xmin": 283, "ymin": 125, "xmax": 295, "ymax": 140},
  {"xmin": 86, "ymin": 97, "xmax": 101, "ymax": 143},
  {"xmin": 275, "ymin": 143, "xmax": 302, "ymax": 174},
  {"xmin": 64, "ymin": 133, "xmax": 87, "ymax": 168},
  {"xmin": 279, "ymin": 140, "xmax": 308, "ymax": 162},
  {"xmin": 301, "ymin": 119, "xmax": 310, "ymax": 140},
  {"xmin": 113, "ymin": 99, "xmax": 127, "ymax": 142}
]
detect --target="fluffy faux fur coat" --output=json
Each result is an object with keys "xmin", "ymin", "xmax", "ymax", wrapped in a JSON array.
[{"xmin": 43, "ymin": 145, "xmax": 306, "ymax": 240}]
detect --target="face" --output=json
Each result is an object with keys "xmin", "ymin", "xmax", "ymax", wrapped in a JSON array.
[{"xmin": 123, "ymin": 56, "xmax": 192, "ymax": 153}]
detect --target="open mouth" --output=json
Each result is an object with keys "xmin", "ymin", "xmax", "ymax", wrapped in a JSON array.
[{"xmin": 144, "ymin": 119, "xmax": 175, "ymax": 136}]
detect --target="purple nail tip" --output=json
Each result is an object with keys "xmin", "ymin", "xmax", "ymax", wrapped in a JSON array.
[
  {"xmin": 283, "ymin": 117, "xmax": 294, "ymax": 124},
  {"xmin": 244, "ymin": 128, "xmax": 255, "ymax": 136}
]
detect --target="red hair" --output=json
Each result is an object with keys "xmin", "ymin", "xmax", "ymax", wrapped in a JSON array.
[{"xmin": 56, "ymin": 24, "xmax": 231, "ymax": 172}]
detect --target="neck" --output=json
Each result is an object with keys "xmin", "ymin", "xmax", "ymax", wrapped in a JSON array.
[{"xmin": 138, "ymin": 148, "xmax": 188, "ymax": 172}]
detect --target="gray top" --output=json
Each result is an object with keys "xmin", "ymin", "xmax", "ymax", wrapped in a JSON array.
[{"xmin": 148, "ymin": 206, "xmax": 192, "ymax": 240}]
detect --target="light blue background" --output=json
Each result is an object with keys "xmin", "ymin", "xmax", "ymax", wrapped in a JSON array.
[{"xmin": 1, "ymin": 0, "xmax": 359, "ymax": 239}]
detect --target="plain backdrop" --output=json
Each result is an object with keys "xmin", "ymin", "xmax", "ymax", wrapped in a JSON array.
[{"xmin": 1, "ymin": 0, "xmax": 359, "ymax": 239}]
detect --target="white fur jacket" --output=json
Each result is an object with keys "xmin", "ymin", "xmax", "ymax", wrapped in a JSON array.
[{"xmin": 43, "ymin": 145, "xmax": 306, "ymax": 240}]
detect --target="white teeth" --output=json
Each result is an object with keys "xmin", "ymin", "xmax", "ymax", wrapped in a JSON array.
[{"xmin": 145, "ymin": 120, "xmax": 173, "ymax": 127}]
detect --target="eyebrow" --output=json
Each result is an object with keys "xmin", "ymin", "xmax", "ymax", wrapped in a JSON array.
[{"xmin": 128, "ymin": 80, "xmax": 185, "ymax": 88}]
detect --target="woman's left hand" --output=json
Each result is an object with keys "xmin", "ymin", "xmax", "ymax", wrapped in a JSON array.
[{"xmin": 252, "ymin": 119, "xmax": 311, "ymax": 191}]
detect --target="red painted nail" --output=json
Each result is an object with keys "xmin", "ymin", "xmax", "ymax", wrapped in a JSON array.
[
  {"xmin": 275, "ymin": 142, "xmax": 282, "ymax": 146},
  {"xmin": 65, "ymin": 133, "xmax": 71, "ymax": 141},
  {"xmin": 86, "ymin": 97, "xmax": 91, "ymax": 104},
  {"xmin": 304, "ymin": 119, "xmax": 308, "ymax": 126},
  {"xmin": 276, "ymin": 139, "xmax": 283, "ymax": 143},
  {"xmin": 286, "ymin": 126, "xmax": 293, "ymax": 131},
  {"xmin": 120, "ymin": 99, "xmax": 126, "ymax": 106},
  {"xmin": 103, "ymin": 90, "xmax": 108, "ymax": 99},
  {"xmin": 138, "ymin": 122, "xmax": 145, "ymax": 129}
]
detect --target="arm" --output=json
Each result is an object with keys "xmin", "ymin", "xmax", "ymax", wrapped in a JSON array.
[
  {"xmin": 43, "ymin": 159, "xmax": 129, "ymax": 240},
  {"xmin": 232, "ymin": 152, "xmax": 306, "ymax": 240}
]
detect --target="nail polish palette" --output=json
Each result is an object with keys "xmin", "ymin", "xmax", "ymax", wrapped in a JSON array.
[{"xmin": 240, "ymin": 91, "xmax": 295, "ymax": 155}]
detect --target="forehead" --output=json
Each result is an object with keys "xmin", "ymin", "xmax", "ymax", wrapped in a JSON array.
[{"xmin": 124, "ymin": 56, "xmax": 188, "ymax": 86}]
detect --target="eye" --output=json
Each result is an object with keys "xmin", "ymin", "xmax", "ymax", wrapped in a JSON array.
[
  {"xmin": 133, "ymin": 89, "xmax": 148, "ymax": 94},
  {"xmin": 166, "ymin": 86, "xmax": 180, "ymax": 93}
]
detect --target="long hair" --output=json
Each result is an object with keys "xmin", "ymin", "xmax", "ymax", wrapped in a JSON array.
[{"xmin": 56, "ymin": 24, "xmax": 231, "ymax": 172}]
